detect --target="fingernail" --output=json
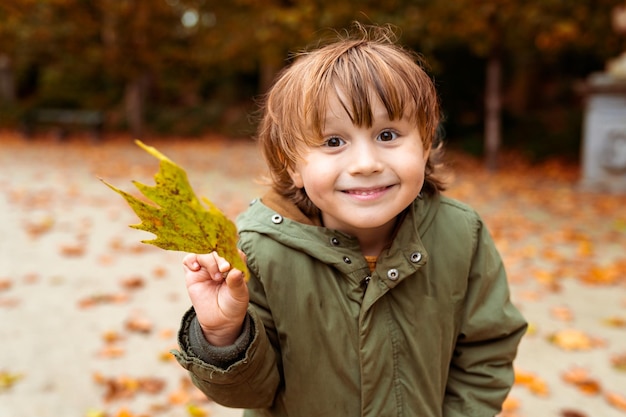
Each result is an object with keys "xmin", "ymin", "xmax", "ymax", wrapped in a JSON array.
[{"xmin": 192, "ymin": 261, "xmax": 200, "ymax": 270}]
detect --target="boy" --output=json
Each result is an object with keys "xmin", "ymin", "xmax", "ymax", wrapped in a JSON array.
[{"xmin": 175, "ymin": 24, "xmax": 527, "ymax": 417}]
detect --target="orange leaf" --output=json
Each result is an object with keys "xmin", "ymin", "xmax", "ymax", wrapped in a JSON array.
[
  {"xmin": 611, "ymin": 353, "xmax": 626, "ymax": 371},
  {"xmin": 514, "ymin": 368, "xmax": 550, "ymax": 397},
  {"xmin": 119, "ymin": 276, "xmax": 145, "ymax": 290},
  {"xmin": 114, "ymin": 407, "xmax": 135, "ymax": 417},
  {"xmin": 501, "ymin": 396, "xmax": 520, "ymax": 412},
  {"xmin": 561, "ymin": 367, "xmax": 601, "ymax": 395},
  {"xmin": 603, "ymin": 316, "xmax": 626, "ymax": 328},
  {"xmin": 551, "ymin": 306, "xmax": 574, "ymax": 322},
  {"xmin": 548, "ymin": 329, "xmax": 604, "ymax": 351},
  {"xmin": 97, "ymin": 345, "xmax": 125, "ymax": 359},
  {"xmin": 125, "ymin": 316, "xmax": 153, "ymax": 334},
  {"xmin": 606, "ymin": 392, "xmax": 626, "ymax": 411},
  {"xmin": 0, "ymin": 279, "xmax": 13, "ymax": 291},
  {"xmin": 59, "ymin": 243, "xmax": 86, "ymax": 257}
]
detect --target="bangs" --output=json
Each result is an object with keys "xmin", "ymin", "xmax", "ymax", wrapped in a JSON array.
[{"xmin": 306, "ymin": 41, "xmax": 426, "ymax": 140}]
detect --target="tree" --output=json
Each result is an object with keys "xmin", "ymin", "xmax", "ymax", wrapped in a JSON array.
[{"xmin": 417, "ymin": 0, "xmax": 625, "ymax": 170}]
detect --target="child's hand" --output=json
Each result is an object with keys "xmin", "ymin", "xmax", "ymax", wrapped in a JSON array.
[{"xmin": 182, "ymin": 251, "xmax": 249, "ymax": 346}]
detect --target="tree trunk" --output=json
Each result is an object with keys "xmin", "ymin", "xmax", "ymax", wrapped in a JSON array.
[
  {"xmin": 0, "ymin": 54, "xmax": 15, "ymax": 103},
  {"xmin": 484, "ymin": 51, "xmax": 502, "ymax": 171},
  {"xmin": 259, "ymin": 50, "xmax": 283, "ymax": 93},
  {"xmin": 124, "ymin": 75, "xmax": 148, "ymax": 138}
]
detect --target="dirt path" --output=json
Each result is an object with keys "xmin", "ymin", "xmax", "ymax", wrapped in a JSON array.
[{"xmin": 1, "ymin": 131, "xmax": 625, "ymax": 417}]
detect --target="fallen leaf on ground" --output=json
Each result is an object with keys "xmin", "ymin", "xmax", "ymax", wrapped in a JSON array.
[
  {"xmin": 152, "ymin": 266, "xmax": 168, "ymax": 278},
  {"xmin": 0, "ymin": 370, "xmax": 23, "ymax": 391},
  {"xmin": 514, "ymin": 368, "xmax": 550, "ymax": 396},
  {"xmin": 0, "ymin": 279, "xmax": 12, "ymax": 291},
  {"xmin": 60, "ymin": 242, "xmax": 86, "ymax": 257},
  {"xmin": 77, "ymin": 292, "xmax": 129, "ymax": 308},
  {"xmin": 500, "ymin": 395, "xmax": 520, "ymax": 413},
  {"xmin": 93, "ymin": 373, "xmax": 165, "ymax": 402},
  {"xmin": 603, "ymin": 316, "xmax": 626, "ymax": 328},
  {"xmin": 561, "ymin": 367, "xmax": 602, "ymax": 395},
  {"xmin": 611, "ymin": 353, "xmax": 626, "ymax": 371},
  {"xmin": 97, "ymin": 345, "xmax": 125, "ymax": 359},
  {"xmin": 23, "ymin": 215, "xmax": 54, "ymax": 238},
  {"xmin": 606, "ymin": 392, "xmax": 626, "ymax": 411},
  {"xmin": 120, "ymin": 276, "xmax": 145, "ymax": 290},
  {"xmin": 547, "ymin": 329, "xmax": 605, "ymax": 351},
  {"xmin": 187, "ymin": 403, "xmax": 208, "ymax": 417},
  {"xmin": 560, "ymin": 410, "xmax": 589, "ymax": 417},
  {"xmin": 551, "ymin": 306, "xmax": 574, "ymax": 322},
  {"xmin": 125, "ymin": 316, "xmax": 153, "ymax": 334}
]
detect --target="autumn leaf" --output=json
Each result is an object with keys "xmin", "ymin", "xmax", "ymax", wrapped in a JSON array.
[
  {"xmin": 187, "ymin": 404, "xmax": 209, "ymax": 417},
  {"xmin": 547, "ymin": 329, "xmax": 605, "ymax": 351},
  {"xmin": 0, "ymin": 370, "xmax": 23, "ymax": 391},
  {"xmin": 606, "ymin": 392, "xmax": 626, "ymax": 411},
  {"xmin": 125, "ymin": 316, "xmax": 153, "ymax": 334},
  {"xmin": 601, "ymin": 316, "xmax": 626, "ymax": 328},
  {"xmin": 101, "ymin": 140, "xmax": 248, "ymax": 277},
  {"xmin": 611, "ymin": 353, "xmax": 626, "ymax": 371},
  {"xmin": 561, "ymin": 367, "xmax": 602, "ymax": 395},
  {"xmin": 514, "ymin": 368, "xmax": 550, "ymax": 396}
]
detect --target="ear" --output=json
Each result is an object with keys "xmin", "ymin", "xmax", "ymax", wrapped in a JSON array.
[
  {"xmin": 288, "ymin": 167, "xmax": 304, "ymax": 188},
  {"xmin": 423, "ymin": 143, "xmax": 431, "ymax": 162}
]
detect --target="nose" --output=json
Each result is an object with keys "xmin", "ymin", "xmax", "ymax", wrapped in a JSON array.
[{"xmin": 347, "ymin": 139, "xmax": 383, "ymax": 176}]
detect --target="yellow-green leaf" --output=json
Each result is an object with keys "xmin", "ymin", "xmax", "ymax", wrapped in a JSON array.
[{"xmin": 101, "ymin": 140, "xmax": 247, "ymax": 277}]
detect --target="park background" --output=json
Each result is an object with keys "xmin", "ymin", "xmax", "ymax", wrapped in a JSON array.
[
  {"xmin": 1, "ymin": 1, "xmax": 626, "ymax": 417},
  {"xmin": 1, "ymin": 0, "xmax": 625, "ymax": 165}
]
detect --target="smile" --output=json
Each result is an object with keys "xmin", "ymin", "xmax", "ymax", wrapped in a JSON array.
[{"xmin": 343, "ymin": 186, "xmax": 391, "ymax": 196}]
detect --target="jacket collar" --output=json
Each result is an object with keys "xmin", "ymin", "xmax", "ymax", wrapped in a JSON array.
[{"xmin": 259, "ymin": 189, "xmax": 322, "ymax": 226}]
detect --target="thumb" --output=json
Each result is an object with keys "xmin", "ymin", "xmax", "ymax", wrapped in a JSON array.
[{"xmin": 225, "ymin": 269, "xmax": 247, "ymax": 297}]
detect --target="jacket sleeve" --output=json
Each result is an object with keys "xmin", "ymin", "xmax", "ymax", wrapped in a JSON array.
[
  {"xmin": 443, "ymin": 219, "xmax": 527, "ymax": 417},
  {"xmin": 172, "ymin": 270, "xmax": 281, "ymax": 409}
]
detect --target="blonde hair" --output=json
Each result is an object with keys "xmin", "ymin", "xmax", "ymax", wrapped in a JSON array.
[{"xmin": 257, "ymin": 23, "xmax": 445, "ymax": 217}]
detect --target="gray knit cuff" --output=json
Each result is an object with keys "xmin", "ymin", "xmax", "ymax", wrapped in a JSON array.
[{"xmin": 188, "ymin": 313, "xmax": 253, "ymax": 369}]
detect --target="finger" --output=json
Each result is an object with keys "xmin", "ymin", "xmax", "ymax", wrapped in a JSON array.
[
  {"xmin": 182, "ymin": 253, "xmax": 200, "ymax": 271},
  {"xmin": 200, "ymin": 252, "xmax": 230, "ymax": 281},
  {"xmin": 216, "ymin": 255, "xmax": 232, "ymax": 275},
  {"xmin": 224, "ymin": 268, "xmax": 247, "ymax": 295}
]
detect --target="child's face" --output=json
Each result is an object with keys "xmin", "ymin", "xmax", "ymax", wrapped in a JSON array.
[{"xmin": 289, "ymin": 91, "xmax": 429, "ymax": 238}]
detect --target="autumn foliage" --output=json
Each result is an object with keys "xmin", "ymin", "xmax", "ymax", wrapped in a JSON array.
[{"xmin": 0, "ymin": 132, "xmax": 625, "ymax": 417}]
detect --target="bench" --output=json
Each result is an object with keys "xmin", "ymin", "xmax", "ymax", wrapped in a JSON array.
[{"xmin": 21, "ymin": 108, "xmax": 104, "ymax": 141}]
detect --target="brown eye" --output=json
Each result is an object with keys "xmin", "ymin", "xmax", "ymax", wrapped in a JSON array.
[
  {"xmin": 324, "ymin": 137, "xmax": 344, "ymax": 147},
  {"xmin": 378, "ymin": 130, "xmax": 397, "ymax": 142}
]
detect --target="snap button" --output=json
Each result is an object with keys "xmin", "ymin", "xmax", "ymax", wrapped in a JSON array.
[
  {"xmin": 387, "ymin": 268, "xmax": 399, "ymax": 280},
  {"xmin": 343, "ymin": 256, "xmax": 352, "ymax": 264},
  {"xmin": 330, "ymin": 237, "xmax": 340, "ymax": 246},
  {"xmin": 410, "ymin": 252, "xmax": 422, "ymax": 263},
  {"xmin": 271, "ymin": 214, "xmax": 283, "ymax": 224}
]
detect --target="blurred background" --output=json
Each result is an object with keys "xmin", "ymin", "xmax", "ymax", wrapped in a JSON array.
[
  {"xmin": 2, "ymin": 2, "xmax": 626, "ymax": 417},
  {"xmin": 1, "ymin": 0, "xmax": 625, "ymax": 165}
]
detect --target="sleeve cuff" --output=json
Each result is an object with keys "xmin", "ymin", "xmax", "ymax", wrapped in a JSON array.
[{"xmin": 187, "ymin": 309, "xmax": 254, "ymax": 369}]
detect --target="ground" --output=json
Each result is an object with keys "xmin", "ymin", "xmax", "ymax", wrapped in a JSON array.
[{"xmin": 0, "ymin": 130, "xmax": 625, "ymax": 417}]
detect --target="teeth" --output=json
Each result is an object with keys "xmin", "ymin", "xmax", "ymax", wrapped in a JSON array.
[{"xmin": 348, "ymin": 188, "xmax": 384, "ymax": 195}]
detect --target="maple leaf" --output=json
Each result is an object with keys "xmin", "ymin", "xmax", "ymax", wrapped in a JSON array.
[{"xmin": 101, "ymin": 140, "xmax": 248, "ymax": 277}]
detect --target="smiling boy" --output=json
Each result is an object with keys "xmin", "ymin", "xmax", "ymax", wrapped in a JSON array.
[{"xmin": 174, "ymin": 24, "xmax": 527, "ymax": 417}]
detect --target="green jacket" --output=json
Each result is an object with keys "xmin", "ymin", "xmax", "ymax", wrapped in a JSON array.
[{"xmin": 174, "ymin": 191, "xmax": 527, "ymax": 417}]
